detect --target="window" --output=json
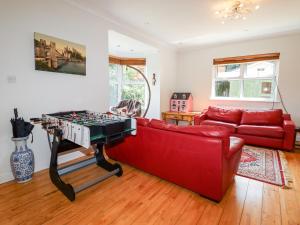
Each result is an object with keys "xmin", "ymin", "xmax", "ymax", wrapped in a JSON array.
[
  {"xmin": 109, "ymin": 63, "xmax": 147, "ymax": 109},
  {"xmin": 109, "ymin": 64, "xmax": 120, "ymax": 107},
  {"xmin": 212, "ymin": 53, "xmax": 280, "ymax": 101}
]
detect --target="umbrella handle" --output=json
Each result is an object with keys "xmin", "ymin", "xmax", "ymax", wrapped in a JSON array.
[{"xmin": 14, "ymin": 108, "xmax": 18, "ymax": 119}]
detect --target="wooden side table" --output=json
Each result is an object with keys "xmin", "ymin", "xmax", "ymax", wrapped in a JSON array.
[
  {"xmin": 161, "ymin": 111, "xmax": 201, "ymax": 125},
  {"xmin": 295, "ymin": 127, "xmax": 300, "ymax": 148}
]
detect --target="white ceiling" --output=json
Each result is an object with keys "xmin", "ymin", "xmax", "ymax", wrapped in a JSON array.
[
  {"xmin": 68, "ymin": 0, "xmax": 300, "ymax": 48},
  {"xmin": 109, "ymin": 30, "xmax": 158, "ymax": 57}
]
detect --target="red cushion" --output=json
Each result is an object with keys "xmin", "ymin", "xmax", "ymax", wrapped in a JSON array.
[
  {"xmin": 206, "ymin": 106, "xmax": 242, "ymax": 124},
  {"xmin": 237, "ymin": 125, "xmax": 284, "ymax": 138},
  {"xmin": 201, "ymin": 120, "xmax": 237, "ymax": 133},
  {"xmin": 136, "ymin": 117, "xmax": 150, "ymax": 127},
  {"xmin": 240, "ymin": 109, "xmax": 283, "ymax": 126},
  {"xmin": 168, "ymin": 125, "xmax": 230, "ymax": 139},
  {"xmin": 149, "ymin": 119, "xmax": 230, "ymax": 139},
  {"xmin": 149, "ymin": 119, "xmax": 166, "ymax": 128}
]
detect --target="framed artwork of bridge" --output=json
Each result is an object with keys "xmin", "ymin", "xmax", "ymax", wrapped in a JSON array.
[{"xmin": 34, "ymin": 32, "xmax": 86, "ymax": 76}]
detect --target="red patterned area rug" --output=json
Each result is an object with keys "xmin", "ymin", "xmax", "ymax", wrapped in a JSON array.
[{"xmin": 237, "ymin": 146, "xmax": 292, "ymax": 188}]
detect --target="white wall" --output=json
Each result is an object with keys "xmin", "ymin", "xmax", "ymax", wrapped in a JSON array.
[
  {"xmin": 177, "ymin": 34, "xmax": 300, "ymax": 125},
  {"xmin": 145, "ymin": 53, "xmax": 161, "ymax": 119},
  {"xmin": 160, "ymin": 49, "xmax": 178, "ymax": 112},
  {"xmin": 0, "ymin": 0, "xmax": 177, "ymax": 183}
]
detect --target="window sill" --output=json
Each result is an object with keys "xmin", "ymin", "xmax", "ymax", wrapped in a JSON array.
[{"xmin": 210, "ymin": 97, "xmax": 280, "ymax": 103}]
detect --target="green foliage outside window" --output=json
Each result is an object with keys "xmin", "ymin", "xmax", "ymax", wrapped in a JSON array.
[
  {"xmin": 122, "ymin": 84, "xmax": 145, "ymax": 105},
  {"xmin": 109, "ymin": 64, "xmax": 146, "ymax": 108},
  {"xmin": 214, "ymin": 61, "xmax": 277, "ymax": 100},
  {"xmin": 225, "ymin": 64, "xmax": 240, "ymax": 72},
  {"xmin": 215, "ymin": 80, "xmax": 240, "ymax": 98}
]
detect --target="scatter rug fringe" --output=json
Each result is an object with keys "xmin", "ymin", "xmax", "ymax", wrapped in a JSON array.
[
  {"xmin": 278, "ymin": 151, "xmax": 293, "ymax": 188},
  {"xmin": 237, "ymin": 146, "xmax": 293, "ymax": 188}
]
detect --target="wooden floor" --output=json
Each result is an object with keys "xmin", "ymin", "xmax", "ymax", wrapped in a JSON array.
[{"xmin": 1, "ymin": 149, "xmax": 300, "ymax": 225}]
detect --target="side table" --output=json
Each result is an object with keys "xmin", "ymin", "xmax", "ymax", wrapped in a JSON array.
[
  {"xmin": 161, "ymin": 111, "xmax": 201, "ymax": 125},
  {"xmin": 295, "ymin": 127, "xmax": 300, "ymax": 148}
]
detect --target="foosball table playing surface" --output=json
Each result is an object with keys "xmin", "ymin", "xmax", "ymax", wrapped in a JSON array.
[{"xmin": 32, "ymin": 110, "xmax": 136, "ymax": 201}]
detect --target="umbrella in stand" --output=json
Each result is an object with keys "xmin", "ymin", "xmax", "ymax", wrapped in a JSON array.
[
  {"xmin": 10, "ymin": 108, "xmax": 35, "ymax": 183},
  {"xmin": 10, "ymin": 108, "xmax": 34, "ymax": 138}
]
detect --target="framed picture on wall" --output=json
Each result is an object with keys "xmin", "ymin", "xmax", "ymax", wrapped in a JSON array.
[{"xmin": 34, "ymin": 32, "xmax": 86, "ymax": 76}]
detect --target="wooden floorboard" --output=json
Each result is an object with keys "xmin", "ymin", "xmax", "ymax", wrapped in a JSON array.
[
  {"xmin": 0, "ymin": 150, "xmax": 300, "ymax": 225},
  {"xmin": 218, "ymin": 176, "xmax": 249, "ymax": 225},
  {"xmin": 261, "ymin": 184, "xmax": 281, "ymax": 225},
  {"xmin": 239, "ymin": 180, "xmax": 263, "ymax": 225}
]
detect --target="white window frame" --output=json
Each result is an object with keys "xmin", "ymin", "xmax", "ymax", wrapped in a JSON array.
[
  {"xmin": 211, "ymin": 60, "xmax": 280, "ymax": 102},
  {"xmin": 109, "ymin": 64, "xmax": 147, "ymax": 108},
  {"xmin": 109, "ymin": 64, "xmax": 123, "ymax": 107}
]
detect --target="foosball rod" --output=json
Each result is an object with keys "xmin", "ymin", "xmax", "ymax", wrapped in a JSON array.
[
  {"xmin": 73, "ymin": 168, "xmax": 120, "ymax": 193},
  {"xmin": 58, "ymin": 157, "xmax": 97, "ymax": 176}
]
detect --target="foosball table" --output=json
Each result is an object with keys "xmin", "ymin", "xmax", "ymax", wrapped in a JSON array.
[{"xmin": 32, "ymin": 110, "xmax": 136, "ymax": 201}]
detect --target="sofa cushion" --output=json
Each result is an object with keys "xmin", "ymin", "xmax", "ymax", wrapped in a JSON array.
[
  {"xmin": 201, "ymin": 120, "xmax": 237, "ymax": 133},
  {"xmin": 237, "ymin": 125, "xmax": 284, "ymax": 138},
  {"xmin": 149, "ymin": 119, "xmax": 167, "ymax": 128},
  {"xmin": 169, "ymin": 125, "xmax": 231, "ymax": 139},
  {"xmin": 240, "ymin": 109, "xmax": 283, "ymax": 126},
  {"xmin": 149, "ymin": 119, "xmax": 230, "ymax": 139},
  {"xmin": 206, "ymin": 106, "xmax": 242, "ymax": 124},
  {"xmin": 136, "ymin": 117, "xmax": 150, "ymax": 127}
]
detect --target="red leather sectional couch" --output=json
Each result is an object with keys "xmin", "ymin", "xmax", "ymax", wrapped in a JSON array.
[
  {"xmin": 194, "ymin": 106, "xmax": 296, "ymax": 151},
  {"xmin": 106, "ymin": 118, "xmax": 244, "ymax": 201}
]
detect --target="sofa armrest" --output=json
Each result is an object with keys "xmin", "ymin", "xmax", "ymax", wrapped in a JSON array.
[
  {"xmin": 283, "ymin": 114, "xmax": 291, "ymax": 121},
  {"xmin": 194, "ymin": 113, "xmax": 207, "ymax": 125},
  {"xmin": 282, "ymin": 120, "xmax": 296, "ymax": 151},
  {"xmin": 226, "ymin": 137, "xmax": 244, "ymax": 159}
]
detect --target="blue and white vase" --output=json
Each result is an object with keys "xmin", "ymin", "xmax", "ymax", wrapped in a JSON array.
[{"xmin": 10, "ymin": 136, "xmax": 34, "ymax": 183}]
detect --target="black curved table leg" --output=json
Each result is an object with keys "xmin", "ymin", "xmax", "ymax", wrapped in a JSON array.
[
  {"xmin": 95, "ymin": 143, "xmax": 123, "ymax": 177},
  {"xmin": 49, "ymin": 130, "xmax": 76, "ymax": 201},
  {"xmin": 48, "ymin": 130, "xmax": 123, "ymax": 201}
]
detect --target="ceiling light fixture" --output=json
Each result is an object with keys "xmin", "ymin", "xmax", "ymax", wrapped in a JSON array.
[{"xmin": 215, "ymin": 0, "xmax": 260, "ymax": 24}]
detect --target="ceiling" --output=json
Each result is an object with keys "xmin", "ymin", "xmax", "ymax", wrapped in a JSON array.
[
  {"xmin": 68, "ymin": 0, "xmax": 300, "ymax": 48},
  {"xmin": 109, "ymin": 30, "xmax": 158, "ymax": 57}
]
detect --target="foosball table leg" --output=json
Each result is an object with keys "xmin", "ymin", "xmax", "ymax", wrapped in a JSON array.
[
  {"xmin": 94, "ymin": 143, "xmax": 123, "ymax": 177},
  {"xmin": 49, "ymin": 130, "xmax": 76, "ymax": 201}
]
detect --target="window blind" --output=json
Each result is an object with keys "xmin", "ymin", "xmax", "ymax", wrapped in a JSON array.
[
  {"xmin": 109, "ymin": 55, "xmax": 146, "ymax": 66},
  {"xmin": 213, "ymin": 53, "xmax": 280, "ymax": 65}
]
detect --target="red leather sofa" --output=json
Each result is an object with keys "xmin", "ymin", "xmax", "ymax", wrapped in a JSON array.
[
  {"xmin": 194, "ymin": 106, "xmax": 296, "ymax": 151},
  {"xmin": 106, "ymin": 118, "xmax": 244, "ymax": 201}
]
